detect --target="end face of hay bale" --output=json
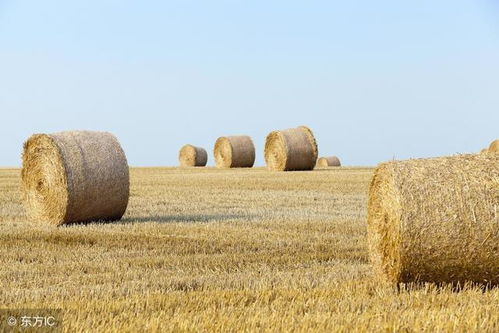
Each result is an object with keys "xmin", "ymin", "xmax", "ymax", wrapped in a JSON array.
[
  {"xmin": 22, "ymin": 134, "xmax": 69, "ymax": 224},
  {"xmin": 367, "ymin": 163, "xmax": 403, "ymax": 283},
  {"xmin": 264, "ymin": 126, "xmax": 318, "ymax": 171},
  {"xmin": 179, "ymin": 144, "xmax": 208, "ymax": 167},
  {"xmin": 317, "ymin": 156, "xmax": 341, "ymax": 168},
  {"xmin": 489, "ymin": 139, "xmax": 499, "ymax": 153},
  {"xmin": 368, "ymin": 154, "xmax": 499, "ymax": 285},
  {"xmin": 22, "ymin": 131, "xmax": 130, "ymax": 225},
  {"xmin": 214, "ymin": 136, "xmax": 255, "ymax": 168},
  {"xmin": 263, "ymin": 131, "xmax": 287, "ymax": 171}
]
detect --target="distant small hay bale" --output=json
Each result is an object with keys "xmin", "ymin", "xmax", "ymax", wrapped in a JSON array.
[
  {"xmin": 367, "ymin": 153, "xmax": 499, "ymax": 285},
  {"xmin": 489, "ymin": 139, "xmax": 499, "ymax": 153},
  {"xmin": 317, "ymin": 156, "xmax": 341, "ymax": 167},
  {"xmin": 214, "ymin": 135, "xmax": 255, "ymax": 168},
  {"xmin": 22, "ymin": 131, "xmax": 129, "ymax": 226},
  {"xmin": 264, "ymin": 126, "xmax": 318, "ymax": 171},
  {"xmin": 480, "ymin": 148, "xmax": 489, "ymax": 154},
  {"xmin": 178, "ymin": 144, "xmax": 207, "ymax": 167}
]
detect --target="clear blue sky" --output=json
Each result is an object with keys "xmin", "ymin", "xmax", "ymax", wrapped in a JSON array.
[{"xmin": 1, "ymin": 0, "xmax": 498, "ymax": 166}]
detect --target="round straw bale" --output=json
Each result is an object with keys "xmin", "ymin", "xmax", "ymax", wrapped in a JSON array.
[
  {"xmin": 22, "ymin": 131, "xmax": 129, "ymax": 226},
  {"xmin": 317, "ymin": 156, "xmax": 341, "ymax": 167},
  {"xmin": 480, "ymin": 148, "xmax": 489, "ymax": 154},
  {"xmin": 214, "ymin": 135, "xmax": 255, "ymax": 168},
  {"xmin": 264, "ymin": 126, "xmax": 318, "ymax": 171},
  {"xmin": 489, "ymin": 139, "xmax": 499, "ymax": 153},
  {"xmin": 178, "ymin": 144, "xmax": 207, "ymax": 167},
  {"xmin": 368, "ymin": 153, "xmax": 499, "ymax": 285}
]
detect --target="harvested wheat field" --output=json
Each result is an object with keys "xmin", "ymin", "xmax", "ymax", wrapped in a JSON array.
[{"xmin": 0, "ymin": 167, "xmax": 498, "ymax": 332}]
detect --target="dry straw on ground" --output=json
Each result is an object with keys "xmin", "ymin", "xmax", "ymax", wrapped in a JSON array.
[
  {"xmin": 317, "ymin": 156, "xmax": 341, "ymax": 167},
  {"xmin": 368, "ymin": 153, "xmax": 499, "ymax": 285},
  {"xmin": 178, "ymin": 144, "xmax": 208, "ymax": 167},
  {"xmin": 489, "ymin": 139, "xmax": 499, "ymax": 153},
  {"xmin": 22, "ymin": 131, "xmax": 129, "ymax": 226},
  {"xmin": 2, "ymin": 167, "xmax": 499, "ymax": 331},
  {"xmin": 214, "ymin": 136, "xmax": 255, "ymax": 168},
  {"xmin": 264, "ymin": 126, "xmax": 318, "ymax": 171}
]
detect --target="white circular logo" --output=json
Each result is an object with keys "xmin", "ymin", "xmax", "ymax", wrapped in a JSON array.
[{"xmin": 7, "ymin": 316, "xmax": 17, "ymax": 326}]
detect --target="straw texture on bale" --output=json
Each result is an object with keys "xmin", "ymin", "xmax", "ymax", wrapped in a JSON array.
[
  {"xmin": 368, "ymin": 153, "xmax": 499, "ymax": 285},
  {"xmin": 489, "ymin": 139, "xmax": 499, "ymax": 153},
  {"xmin": 178, "ymin": 144, "xmax": 207, "ymax": 167},
  {"xmin": 214, "ymin": 136, "xmax": 255, "ymax": 168},
  {"xmin": 317, "ymin": 156, "xmax": 341, "ymax": 167},
  {"xmin": 264, "ymin": 126, "xmax": 318, "ymax": 171},
  {"xmin": 22, "ymin": 131, "xmax": 130, "ymax": 226}
]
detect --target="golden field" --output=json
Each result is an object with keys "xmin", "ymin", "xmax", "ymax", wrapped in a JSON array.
[{"xmin": 0, "ymin": 167, "xmax": 497, "ymax": 332}]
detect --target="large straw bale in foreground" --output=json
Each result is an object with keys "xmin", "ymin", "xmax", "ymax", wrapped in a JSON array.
[
  {"xmin": 22, "ymin": 131, "xmax": 129, "ymax": 226},
  {"xmin": 178, "ymin": 144, "xmax": 207, "ymax": 167},
  {"xmin": 368, "ymin": 154, "xmax": 499, "ymax": 285},
  {"xmin": 317, "ymin": 156, "xmax": 341, "ymax": 167},
  {"xmin": 264, "ymin": 126, "xmax": 318, "ymax": 171},
  {"xmin": 214, "ymin": 135, "xmax": 255, "ymax": 168},
  {"xmin": 489, "ymin": 139, "xmax": 499, "ymax": 153}
]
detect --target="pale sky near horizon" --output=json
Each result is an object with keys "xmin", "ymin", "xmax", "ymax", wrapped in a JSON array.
[{"xmin": 1, "ymin": 1, "xmax": 498, "ymax": 167}]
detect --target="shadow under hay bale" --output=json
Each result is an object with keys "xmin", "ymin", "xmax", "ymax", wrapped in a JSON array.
[{"xmin": 121, "ymin": 213, "xmax": 255, "ymax": 224}]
